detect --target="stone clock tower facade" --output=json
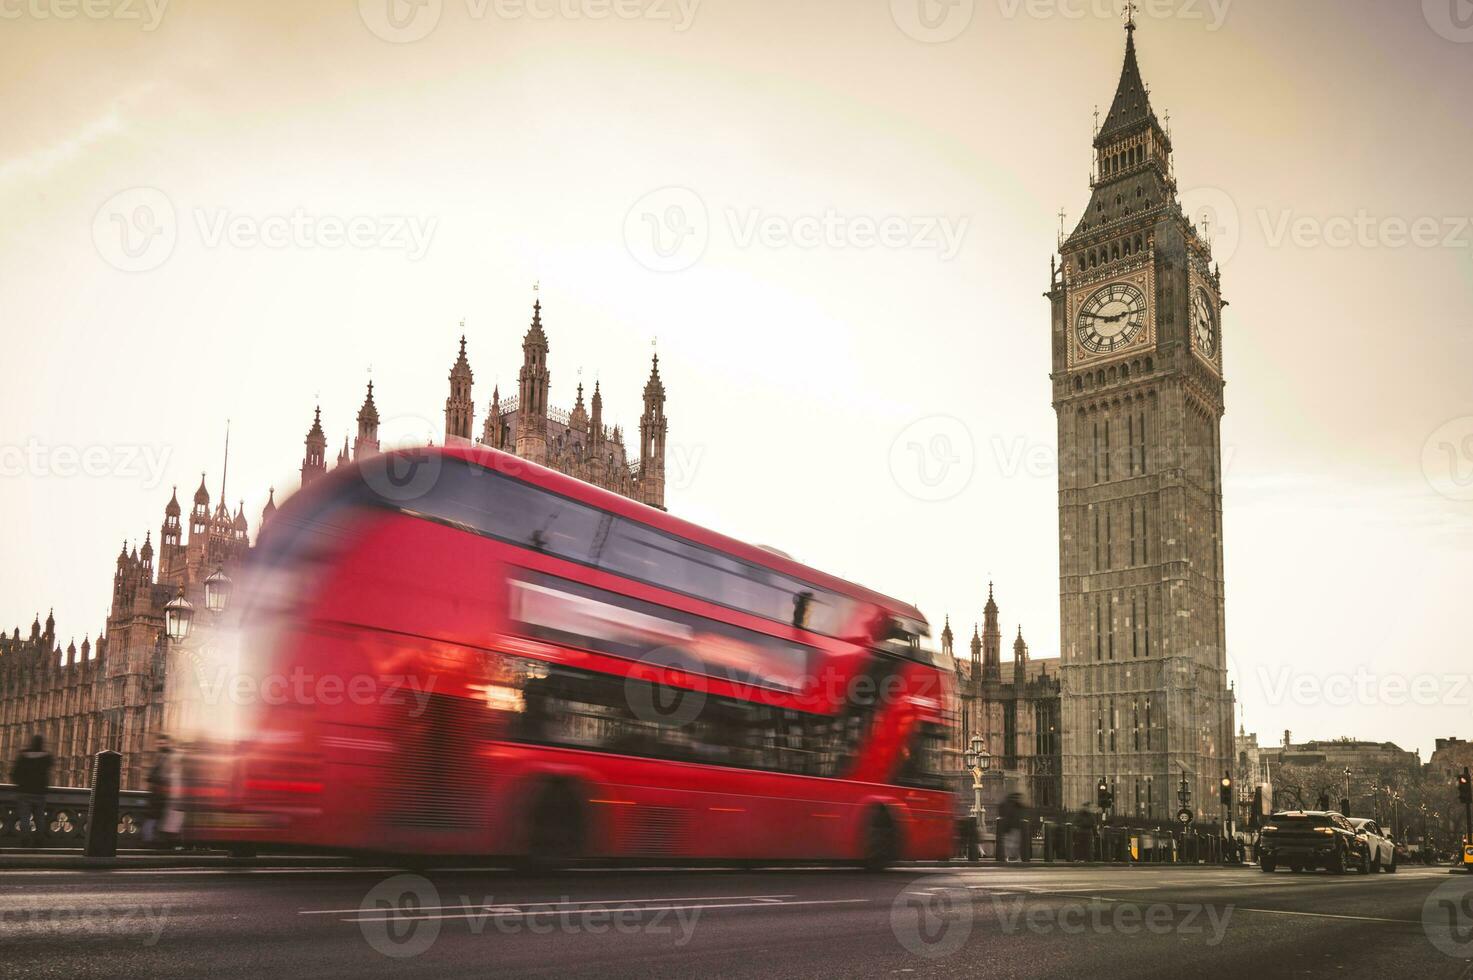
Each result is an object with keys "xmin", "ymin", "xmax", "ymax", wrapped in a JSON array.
[{"xmin": 1048, "ymin": 20, "xmax": 1235, "ymax": 821}]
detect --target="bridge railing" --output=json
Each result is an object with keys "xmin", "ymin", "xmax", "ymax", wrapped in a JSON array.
[{"xmin": 0, "ymin": 783, "xmax": 151, "ymax": 848}]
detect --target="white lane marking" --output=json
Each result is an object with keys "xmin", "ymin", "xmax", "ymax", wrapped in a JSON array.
[
  {"xmin": 347, "ymin": 897, "xmax": 871, "ymax": 924},
  {"xmin": 1229, "ymin": 907, "xmax": 1422, "ymax": 925},
  {"xmin": 301, "ymin": 894, "xmax": 795, "ymax": 915}
]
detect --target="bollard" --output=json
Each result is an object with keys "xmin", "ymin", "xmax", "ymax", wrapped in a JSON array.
[
  {"xmin": 1063, "ymin": 822, "xmax": 1075, "ymax": 862},
  {"xmin": 1021, "ymin": 820, "xmax": 1032, "ymax": 863},
  {"xmin": 85, "ymin": 750, "xmax": 122, "ymax": 858},
  {"xmin": 1042, "ymin": 821, "xmax": 1054, "ymax": 862}
]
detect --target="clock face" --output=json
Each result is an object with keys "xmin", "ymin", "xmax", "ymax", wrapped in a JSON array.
[
  {"xmin": 1076, "ymin": 282, "xmax": 1147, "ymax": 355},
  {"xmin": 1192, "ymin": 287, "xmax": 1217, "ymax": 357}
]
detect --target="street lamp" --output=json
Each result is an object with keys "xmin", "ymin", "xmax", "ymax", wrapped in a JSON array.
[
  {"xmin": 203, "ymin": 566, "xmax": 233, "ymax": 614},
  {"xmin": 163, "ymin": 588, "xmax": 195, "ymax": 643},
  {"xmin": 963, "ymin": 735, "xmax": 992, "ymax": 858}
]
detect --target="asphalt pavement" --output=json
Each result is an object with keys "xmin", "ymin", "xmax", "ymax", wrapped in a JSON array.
[{"xmin": 2, "ymin": 860, "xmax": 1471, "ymax": 979}]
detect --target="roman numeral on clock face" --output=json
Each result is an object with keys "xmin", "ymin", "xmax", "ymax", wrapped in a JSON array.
[{"xmin": 1076, "ymin": 281, "xmax": 1146, "ymax": 355}]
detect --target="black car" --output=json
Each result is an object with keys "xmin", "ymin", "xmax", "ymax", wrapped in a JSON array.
[{"xmin": 1258, "ymin": 811, "xmax": 1370, "ymax": 874}]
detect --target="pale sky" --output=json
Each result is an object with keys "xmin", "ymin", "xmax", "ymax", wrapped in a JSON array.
[{"xmin": 2, "ymin": 0, "xmax": 1470, "ymax": 758}]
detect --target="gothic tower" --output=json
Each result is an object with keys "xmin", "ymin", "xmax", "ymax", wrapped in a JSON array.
[
  {"xmin": 301, "ymin": 406, "xmax": 327, "ymax": 487},
  {"xmin": 516, "ymin": 298, "xmax": 550, "ymax": 464},
  {"xmin": 638, "ymin": 352, "xmax": 668, "ymax": 510},
  {"xmin": 981, "ymin": 582, "xmax": 1002, "ymax": 681},
  {"xmin": 1049, "ymin": 18, "xmax": 1234, "ymax": 819},
  {"xmin": 590, "ymin": 380, "xmax": 604, "ymax": 451},
  {"xmin": 445, "ymin": 337, "xmax": 475, "ymax": 444},
  {"xmin": 1013, "ymin": 628, "xmax": 1029, "ymax": 689},
  {"xmin": 354, "ymin": 381, "xmax": 380, "ymax": 459},
  {"xmin": 158, "ymin": 487, "xmax": 183, "ymax": 585},
  {"xmin": 969, "ymin": 625, "xmax": 982, "ymax": 687}
]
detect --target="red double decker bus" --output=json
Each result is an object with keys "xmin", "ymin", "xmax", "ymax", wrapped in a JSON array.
[{"xmin": 188, "ymin": 445, "xmax": 955, "ymax": 868}]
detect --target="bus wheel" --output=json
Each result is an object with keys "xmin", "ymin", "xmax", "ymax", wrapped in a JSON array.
[
  {"xmin": 860, "ymin": 808, "xmax": 899, "ymax": 873},
  {"xmin": 522, "ymin": 782, "xmax": 585, "ymax": 873}
]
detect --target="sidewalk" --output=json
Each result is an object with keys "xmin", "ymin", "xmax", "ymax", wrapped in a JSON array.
[{"xmin": 0, "ymin": 849, "xmax": 354, "ymax": 870}]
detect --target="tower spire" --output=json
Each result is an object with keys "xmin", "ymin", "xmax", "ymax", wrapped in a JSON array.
[{"xmin": 219, "ymin": 420, "xmax": 230, "ymax": 505}]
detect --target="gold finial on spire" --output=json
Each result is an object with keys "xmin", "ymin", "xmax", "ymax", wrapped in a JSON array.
[
  {"xmin": 1057, "ymin": 207, "xmax": 1067, "ymax": 247},
  {"xmin": 1123, "ymin": 0, "xmax": 1137, "ymax": 30}
]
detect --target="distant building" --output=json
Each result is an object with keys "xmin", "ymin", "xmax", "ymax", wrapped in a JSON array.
[
  {"xmin": 1428, "ymin": 737, "xmax": 1473, "ymax": 778},
  {"xmin": 943, "ymin": 584, "xmax": 1062, "ymax": 811},
  {"xmin": 1261, "ymin": 733, "xmax": 1422, "ymax": 774},
  {"xmin": 1235, "ymin": 726, "xmax": 1268, "ymax": 788}
]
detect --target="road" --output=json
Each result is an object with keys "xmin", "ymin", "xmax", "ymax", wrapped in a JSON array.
[{"xmin": 3, "ymin": 860, "xmax": 1472, "ymax": 978}]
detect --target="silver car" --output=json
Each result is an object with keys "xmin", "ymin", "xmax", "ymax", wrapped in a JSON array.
[{"xmin": 1348, "ymin": 817, "xmax": 1398, "ymax": 873}]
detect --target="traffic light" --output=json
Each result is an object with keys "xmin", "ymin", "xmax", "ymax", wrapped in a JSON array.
[
  {"xmin": 1459, "ymin": 768, "xmax": 1471, "ymax": 804},
  {"xmin": 1219, "ymin": 773, "xmax": 1233, "ymax": 807},
  {"xmin": 1097, "ymin": 778, "xmax": 1113, "ymax": 811}
]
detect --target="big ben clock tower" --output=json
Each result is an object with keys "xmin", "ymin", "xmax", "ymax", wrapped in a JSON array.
[{"xmin": 1049, "ymin": 14, "xmax": 1235, "ymax": 821}]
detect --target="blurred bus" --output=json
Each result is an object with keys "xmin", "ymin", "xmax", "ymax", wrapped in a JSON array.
[{"xmin": 186, "ymin": 445, "xmax": 955, "ymax": 868}]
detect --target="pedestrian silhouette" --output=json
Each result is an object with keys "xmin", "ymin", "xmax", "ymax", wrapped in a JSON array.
[{"xmin": 10, "ymin": 734, "xmax": 53, "ymax": 847}]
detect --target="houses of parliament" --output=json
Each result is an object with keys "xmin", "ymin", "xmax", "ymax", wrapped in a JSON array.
[{"xmin": 0, "ymin": 297, "xmax": 668, "ymax": 790}]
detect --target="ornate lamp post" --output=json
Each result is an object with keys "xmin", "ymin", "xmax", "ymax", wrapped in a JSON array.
[
  {"xmin": 203, "ymin": 567, "xmax": 233, "ymax": 615},
  {"xmin": 163, "ymin": 588, "xmax": 195, "ymax": 643},
  {"xmin": 963, "ymin": 735, "xmax": 992, "ymax": 858}
]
